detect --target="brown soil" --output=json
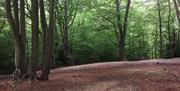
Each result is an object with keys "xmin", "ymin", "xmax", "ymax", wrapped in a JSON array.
[{"xmin": 1, "ymin": 58, "xmax": 180, "ymax": 91}]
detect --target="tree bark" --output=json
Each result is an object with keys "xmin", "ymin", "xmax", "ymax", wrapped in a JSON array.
[
  {"xmin": 63, "ymin": 0, "xmax": 73, "ymax": 65},
  {"xmin": 115, "ymin": 0, "xmax": 131, "ymax": 60},
  {"xmin": 121, "ymin": 0, "xmax": 131, "ymax": 60},
  {"xmin": 39, "ymin": 0, "xmax": 48, "ymax": 68},
  {"xmin": 20, "ymin": 0, "xmax": 27, "ymax": 75},
  {"xmin": 31, "ymin": 0, "xmax": 39, "ymax": 79},
  {"xmin": 40, "ymin": 0, "xmax": 55, "ymax": 80},
  {"xmin": 167, "ymin": 0, "xmax": 173, "ymax": 58},
  {"xmin": 173, "ymin": 0, "xmax": 180, "ymax": 24},
  {"xmin": 157, "ymin": 0, "xmax": 163, "ymax": 58},
  {"xmin": 5, "ymin": 0, "xmax": 27, "ymax": 80},
  {"xmin": 115, "ymin": 0, "xmax": 122, "ymax": 60}
]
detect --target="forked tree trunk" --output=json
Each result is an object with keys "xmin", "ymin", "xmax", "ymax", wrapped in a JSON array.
[
  {"xmin": 40, "ymin": 0, "xmax": 55, "ymax": 80},
  {"xmin": 56, "ymin": 0, "xmax": 77, "ymax": 65},
  {"xmin": 115, "ymin": 0, "xmax": 122, "ymax": 60},
  {"xmin": 5, "ymin": 0, "xmax": 27, "ymax": 80},
  {"xmin": 115, "ymin": 0, "xmax": 131, "ymax": 60}
]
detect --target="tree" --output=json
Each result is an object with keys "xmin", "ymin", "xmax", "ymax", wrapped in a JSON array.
[
  {"xmin": 3, "ymin": 0, "xmax": 180, "ymax": 81},
  {"xmin": 40, "ymin": 0, "xmax": 56, "ymax": 80},
  {"xmin": 5, "ymin": 0, "xmax": 55, "ymax": 81},
  {"xmin": 157, "ymin": 0, "xmax": 163, "ymax": 58},
  {"xmin": 115, "ymin": 0, "xmax": 131, "ymax": 60},
  {"xmin": 5, "ymin": 0, "xmax": 27, "ymax": 80},
  {"xmin": 56, "ymin": 0, "xmax": 78, "ymax": 65},
  {"xmin": 30, "ymin": 0, "xmax": 39, "ymax": 79},
  {"xmin": 173, "ymin": 0, "xmax": 180, "ymax": 24},
  {"xmin": 166, "ymin": 0, "xmax": 174, "ymax": 58}
]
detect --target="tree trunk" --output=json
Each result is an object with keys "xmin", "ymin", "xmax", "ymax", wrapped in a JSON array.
[
  {"xmin": 5, "ymin": 0, "xmax": 26, "ymax": 80},
  {"xmin": 115, "ymin": 0, "xmax": 131, "ymax": 60},
  {"xmin": 167, "ymin": 0, "xmax": 173, "ymax": 58},
  {"xmin": 121, "ymin": 0, "xmax": 131, "ymax": 60},
  {"xmin": 63, "ymin": 0, "xmax": 73, "ymax": 65},
  {"xmin": 20, "ymin": 0, "xmax": 27, "ymax": 75},
  {"xmin": 173, "ymin": 0, "xmax": 180, "ymax": 24},
  {"xmin": 157, "ymin": 0, "xmax": 163, "ymax": 58},
  {"xmin": 40, "ymin": 0, "xmax": 55, "ymax": 80},
  {"xmin": 56, "ymin": 0, "xmax": 77, "ymax": 65},
  {"xmin": 115, "ymin": 0, "xmax": 123, "ymax": 60},
  {"xmin": 154, "ymin": 23, "xmax": 158, "ymax": 58},
  {"xmin": 31, "ymin": 0, "xmax": 39, "ymax": 79},
  {"xmin": 39, "ymin": 0, "xmax": 48, "ymax": 68}
]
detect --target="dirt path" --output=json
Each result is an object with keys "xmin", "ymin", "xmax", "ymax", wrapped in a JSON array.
[{"xmin": 1, "ymin": 58, "xmax": 180, "ymax": 91}]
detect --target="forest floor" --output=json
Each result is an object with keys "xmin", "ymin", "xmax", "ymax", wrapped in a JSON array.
[{"xmin": 0, "ymin": 58, "xmax": 180, "ymax": 91}]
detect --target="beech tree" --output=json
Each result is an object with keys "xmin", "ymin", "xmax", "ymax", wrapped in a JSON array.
[
  {"xmin": 5, "ymin": 0, "xmax": 55, "ymax": 80},
  {"xmin": 56, "ymin": 0, "xmax": 78, "ymax": 65},
  {"xmin": 30, "ymin": 0, "xmax": 39, "ymax": 79},
  {"xmin": 3, "ymin": 0, "xmax": 180, "ymax": 81},
  {"xmin": 115, "ymin": 0, "xmax": 131, "ymax": 60},
  {"xmin": 40, "ymin": 0, "xmax": 56, "ymax": 80},
  {"xmin": 5, "ymin": 0, "xmax": 27, "ymax": 79}
]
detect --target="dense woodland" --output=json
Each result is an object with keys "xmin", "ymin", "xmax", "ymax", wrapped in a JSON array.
[{"xmin": 0, "ymin": 0, "xmax": 180, "ymax": 80}]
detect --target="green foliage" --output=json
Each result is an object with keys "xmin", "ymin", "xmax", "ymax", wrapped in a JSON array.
[
  {"xmin": 1, "ymin": 0, "xmax": 180, "ymax": 74},
  {"xmin": 0, "ymin": 30, "xmax": 15, "ymax": 74},
  {"xmin": 54, "ymin": 0, "xmax": 180, "ymax": 66}
]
